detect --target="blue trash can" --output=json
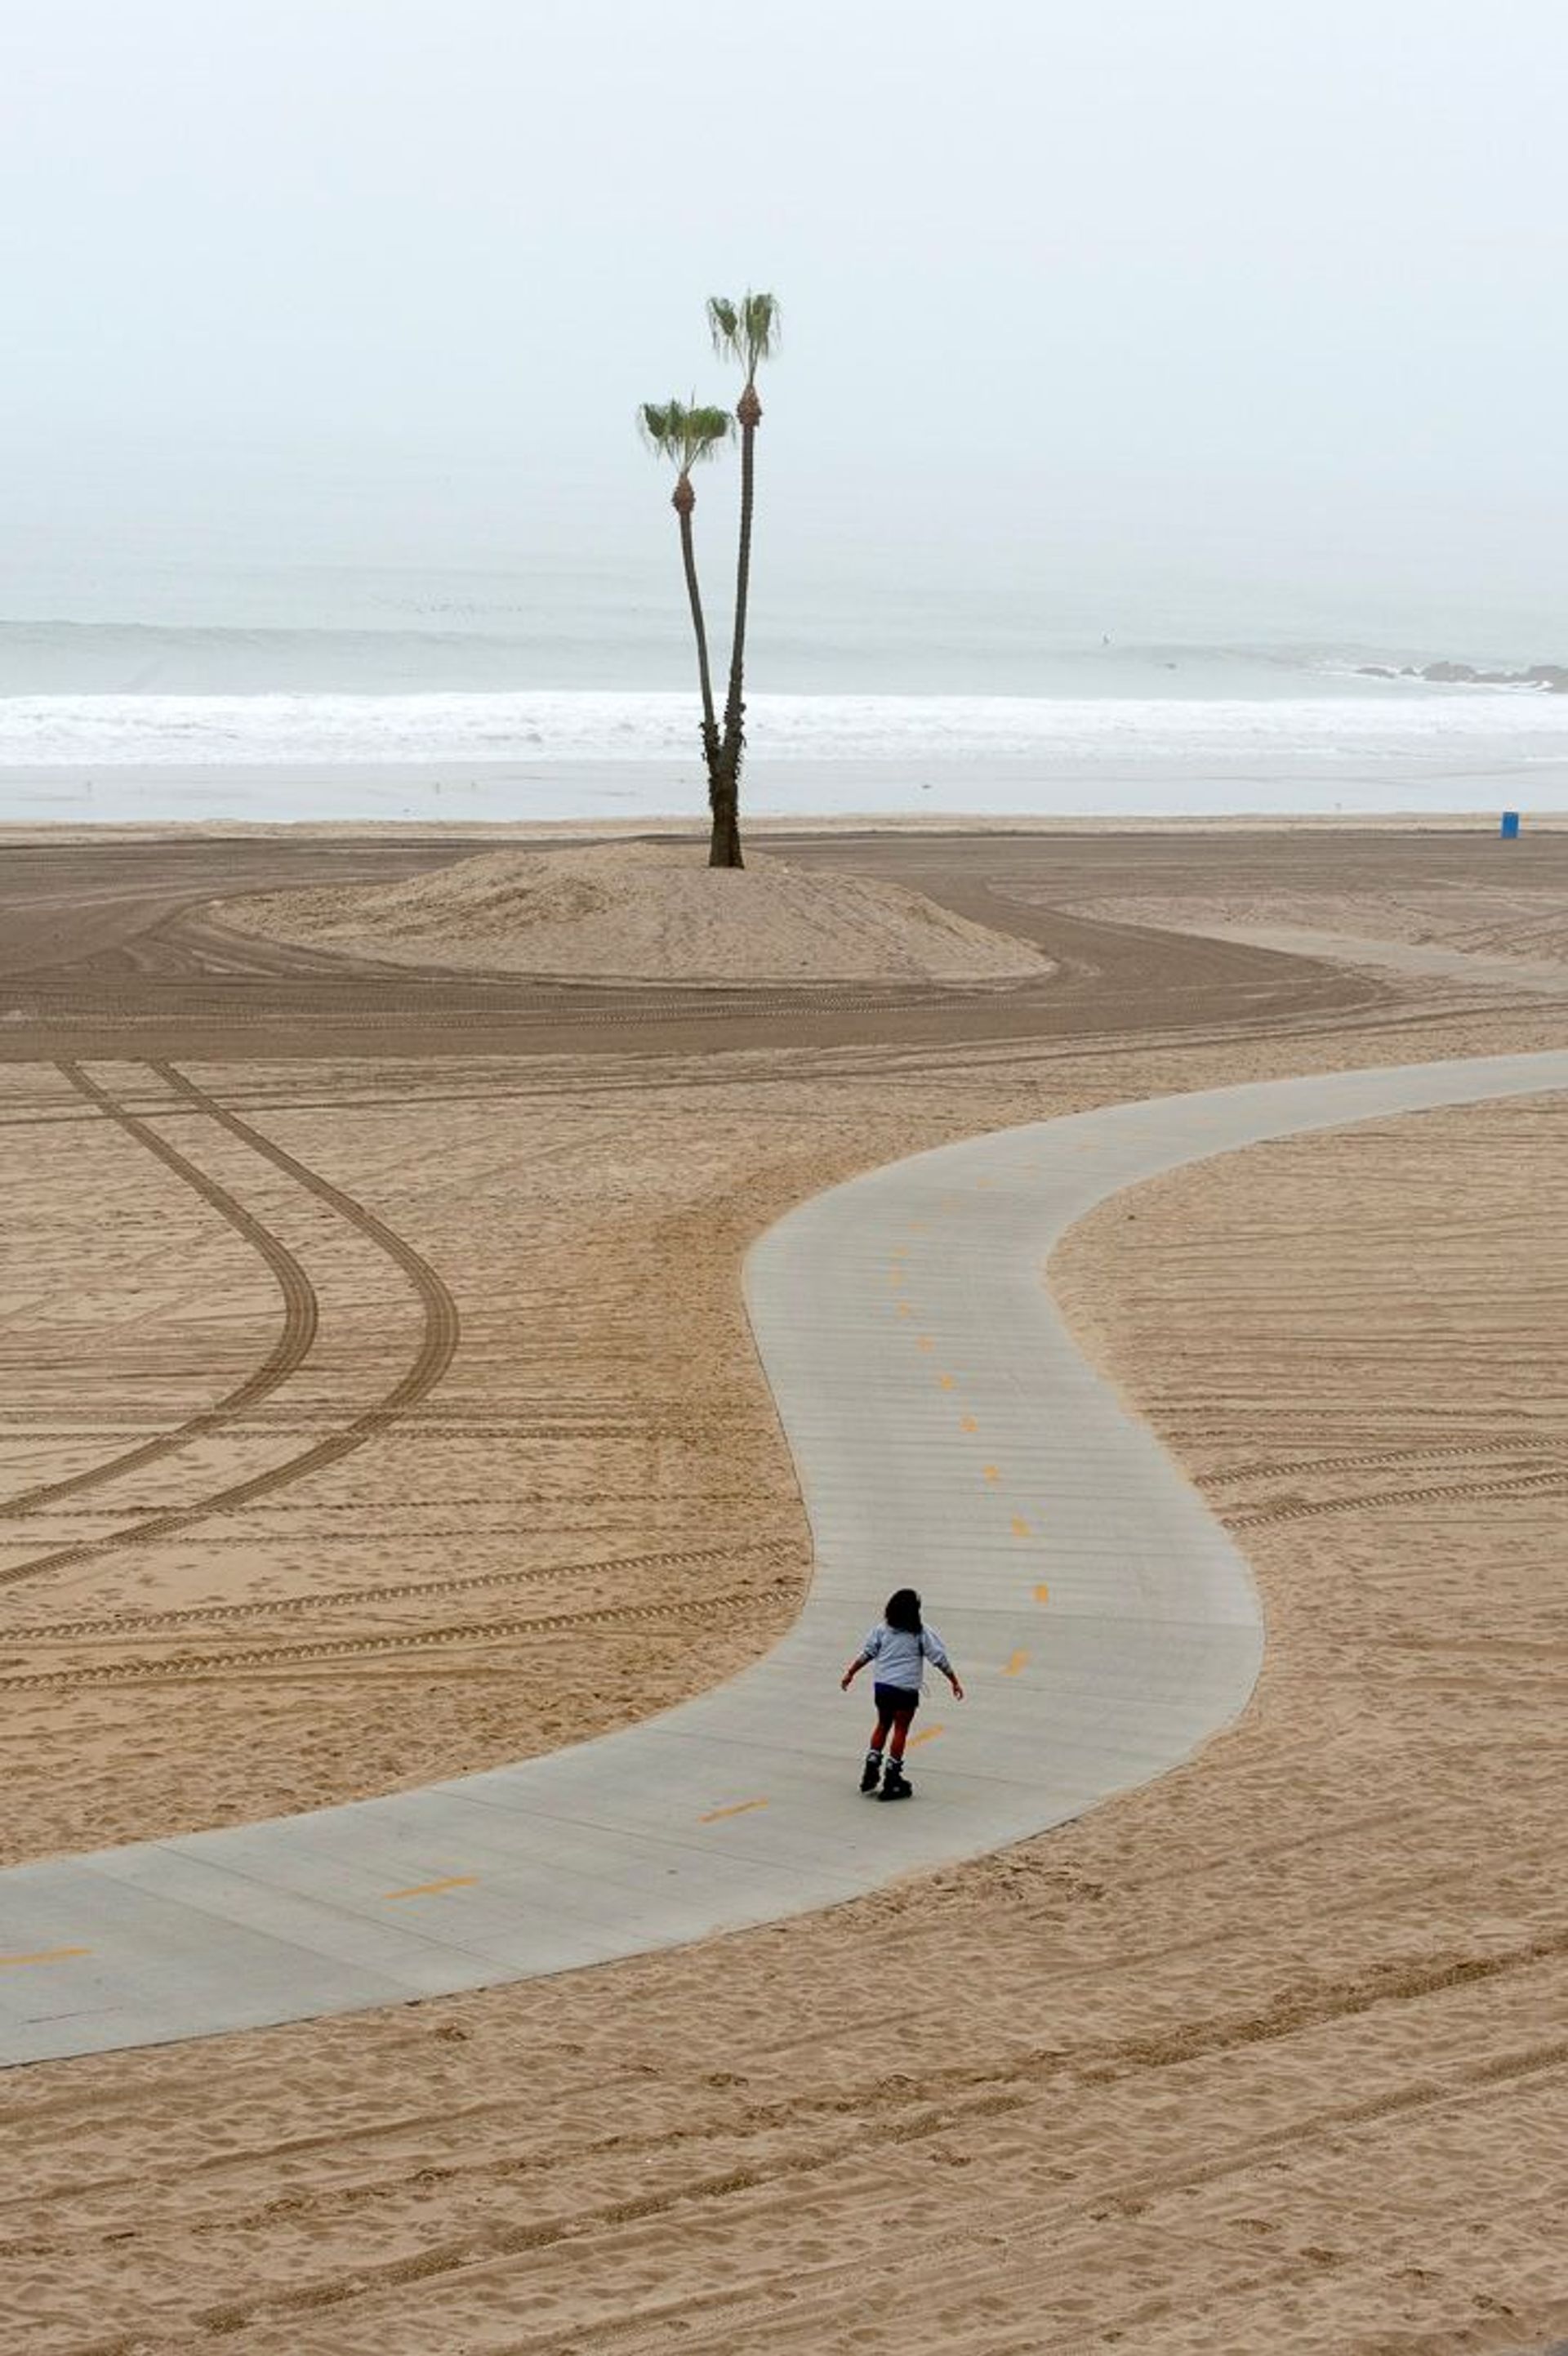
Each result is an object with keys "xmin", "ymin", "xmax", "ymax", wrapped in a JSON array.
[{"xmin": 1500, "ymin": 811, "xmax": 1521, "ymax": 840}]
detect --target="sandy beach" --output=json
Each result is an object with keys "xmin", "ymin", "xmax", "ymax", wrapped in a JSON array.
[{"xmin": 2, "ymin": 823, "xmax": 1566, "ymax": 2354}]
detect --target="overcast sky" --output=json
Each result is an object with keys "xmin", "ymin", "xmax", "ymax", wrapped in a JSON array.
[{"xmin": 2, "ymin": 0, "xmax": 1564, "ymax": 641}]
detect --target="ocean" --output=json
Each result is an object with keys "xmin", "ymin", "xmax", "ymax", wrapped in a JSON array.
[{"xmin": 2, "ymin": 564, "xmax": 1564, "ymax": 826}]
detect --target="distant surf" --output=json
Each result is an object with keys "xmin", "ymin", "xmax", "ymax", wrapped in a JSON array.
[
  {"xmin": 2, "ymin": 685, "xmax": 1565, "ymax": 827},
  {"xmin": 5, "ymin": 687, "xmax": 1568, "ymax": 771}
]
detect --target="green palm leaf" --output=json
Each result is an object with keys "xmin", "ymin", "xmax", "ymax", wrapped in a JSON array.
[
  {"xmin": 706, "ymin": 292, "xmax": 781, "ymax": 383},
  {"xmin": 638, "ymin": 397, "xmax": 733, "ymax": 473}
]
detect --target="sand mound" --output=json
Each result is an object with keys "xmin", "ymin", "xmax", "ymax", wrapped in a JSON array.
[{"xmin": 222, "ymin": 841, "xmax": 1051, "ymax": 985}]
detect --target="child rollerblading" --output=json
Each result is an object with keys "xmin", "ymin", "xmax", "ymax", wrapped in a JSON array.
[{"xmin": 841, "ymin": 1588, "xmax": 964, "ymax": 1800}]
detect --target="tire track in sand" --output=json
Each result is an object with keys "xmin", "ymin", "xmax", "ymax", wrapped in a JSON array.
[
  {"xmin": 8, "ymin": 1537, "xmax": 799, "ymax": 1644},
  {"xmin": 0, "ymin": 1584, "xmax": 784, "ymax": 1691},
  {"xmin": 1227, "ymin": 1465, "xmax": 1568, "ymax": 1531},
  {"xmin": 0, "ymin": 1062, "xmax": 459, "ymax": 1592},
  {"xmin": 0, "ymin": 1062, "xmax": 320, "ymax": 1519},
  {"xmin": 1201, "ymin": 1436, "xmax": 1563, "ymax": 1488}
]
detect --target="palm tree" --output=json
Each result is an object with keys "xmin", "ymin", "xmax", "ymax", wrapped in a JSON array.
[
  {"xmin": 639, "ymin": 396, "xmax": 733, "ymax": 811},
  {"xmin": 706, "ymin": 291, "xmax": 781, "ymax": 869}
]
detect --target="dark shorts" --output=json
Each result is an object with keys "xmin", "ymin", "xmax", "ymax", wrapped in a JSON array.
[{"xmin": 873, "ymin": 1682, "xmax": 920, "ymax": 1725}]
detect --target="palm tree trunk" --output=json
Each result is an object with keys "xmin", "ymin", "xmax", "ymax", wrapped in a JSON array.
[
  {"xmin": 712, "ymin": 395, "xmax": 758, "ymax": 870},
  {"xmin": 677, "ymin": 502, "xmax": 722, "ymax": 797}
]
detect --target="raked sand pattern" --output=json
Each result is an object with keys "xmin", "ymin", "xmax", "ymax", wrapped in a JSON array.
[
  {"xmin": 5, "ymin": 828, "xmax": 1568, "ymax": 2355},
  {"xmin": 4, "ymin": 1049, "xmax": 1565, "ymax": 2067}
]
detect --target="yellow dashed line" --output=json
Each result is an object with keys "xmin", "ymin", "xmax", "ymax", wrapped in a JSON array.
[
  {"xmin": 0, "ymin": 1946, "xmax": 90, "ymax": 1968},
  {"xmin": 960, "ymin": 1415, "xmax": 978, "ymax": 1434},
  {"xmin": 916, "ymin": 1336, "xmax": 934, "ymax": 1351},
  {"xmin": 698, "ymin": 1798, "xmax": 770, "ymax": 1823},
  {"xmin": 938, "ymin": 1373, "xmax": 955, "ymax": 1390},
  {"xmin": 1011, "ymin": 1515, "xmax": 1032, "ymax": 1537},
  {"xmin": 1004, "ymin": 1649, "xmax": 1029, "ymax": 1676},
  {"xmin": 383, "ymin": 1876, "xmax": 478, "ymax": 1901},
  {"xmin": 896, "ymin": 1302, "xmax": 912, "ymax": 1318},
  {"xmin": 982, "ymin": 1464, "xmax": 1000, "ymax": 1481},
  {"xmin": 1034, "ymin": 1582, "xmax": 1051, "ymax": 1604},
  {"xmin": 907, "ymin": 1724, "xmax": 944, "ymax": 1747}
]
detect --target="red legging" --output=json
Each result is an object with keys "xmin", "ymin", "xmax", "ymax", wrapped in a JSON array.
[{"xmin": 871, "ymin": 1689, "xmax": 918, "ymax": 1762}]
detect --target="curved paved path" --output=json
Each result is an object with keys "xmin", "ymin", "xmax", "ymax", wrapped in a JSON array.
[{"xmin": 2, "ymin": 1050, "xmax": 1565, "ymax": 2067}]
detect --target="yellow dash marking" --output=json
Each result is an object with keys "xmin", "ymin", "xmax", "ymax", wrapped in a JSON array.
[
  {"xmin": 1011, "ymin": 1515, "xmax": 1032, "ymax": 1538},
  {"xmin": 916, "ymin": 1335, "xmax": 934, "ymax": 1351},
  {"xmin": 0, "ymin": 1946, "xmax": 90, "ymax": 1967},
  {"xmin": 1004, "ymin": 1649, "xmax": 1029, "ymax": 1676},
  {"xmin": 906, "ymin": 1221, "xmax": 928, "ymax": 1234},
  {"xmin": 938, "ymin": 1373, "xmax": 956, "ymax": 1390},
  {"xmin": 960, "ymin": 1414, "xmax": 978, "ymax": 1433},
  {"xmin": 896, "ymin": 1301, "xmax": 913, "ymax": 1317},
  {"xmin": 698, "ymin": 1798, "xmax": 769, "ymax": 1823},
  {"xmin": 982, "ymin": 1464, "xmax": 1000, "ymax": 1481},
  {"xmin": 1034, "ymin": 1582, "xmax": 1051, "ymax": 1604},
  {"xmin": 383, "ymin": 1876, "xmax": 478, "ymax": 1901},
  {"xmin": 907, "ymin": 1724, "xmax": 944, "ymax": 1747}
]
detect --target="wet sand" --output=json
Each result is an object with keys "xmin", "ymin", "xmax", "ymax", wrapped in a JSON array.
[{"xmin": 1, "ymin": 824, "xmax": 1566, "ymax": 2354}]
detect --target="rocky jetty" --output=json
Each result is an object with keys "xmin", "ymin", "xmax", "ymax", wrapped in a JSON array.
[{"xmin": 1357, "ymin": 658, "xmax": 1566, "ymax": 692}]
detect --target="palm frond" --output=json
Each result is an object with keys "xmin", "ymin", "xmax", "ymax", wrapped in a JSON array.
[
  {"xmin": 638, "ymin": 396, "xmax": 734, "ymax": 471},
  {"xmin": 706, "ymin": 291, "xmax": 781, "ymax": 381}
]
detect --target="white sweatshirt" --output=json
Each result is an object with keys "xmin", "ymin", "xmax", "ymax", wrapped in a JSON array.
[{"xmin": 859, "ymin": 1622, "xmax": 952, "ymax": 1693}]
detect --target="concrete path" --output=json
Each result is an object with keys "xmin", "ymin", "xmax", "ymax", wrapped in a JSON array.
[{"xmin": 2, "ymin": 1050, "xmax": 1565, "ymax": 2067}]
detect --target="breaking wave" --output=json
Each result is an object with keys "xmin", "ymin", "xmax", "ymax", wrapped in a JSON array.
[{"xmin": 4, "ymin": 688, "xmax": 1567, "ymax": 768}]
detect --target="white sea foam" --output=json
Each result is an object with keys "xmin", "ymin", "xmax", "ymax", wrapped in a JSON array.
[
  {"xmin": 2, "ymin": 689, "xmax": 1565, "ymax": 825},
  {"xmin": 2, "ymin": 687, "xmax": 1566, "ymax": 768}
]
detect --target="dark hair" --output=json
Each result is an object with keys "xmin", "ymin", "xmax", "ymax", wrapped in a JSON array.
[{"xmin": 884, "ymin": 1587, "xmax": 923, "ymax": 1635}]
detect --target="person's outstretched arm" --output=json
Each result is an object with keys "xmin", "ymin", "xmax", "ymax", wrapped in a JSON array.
[
  {"xmin": 840, "ymin": 1652, "xmax": 870, "ymax": 1691},
  {"xmin": 924, "ymin": 1627, "xmax": 964, "ymax": 1701}
]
